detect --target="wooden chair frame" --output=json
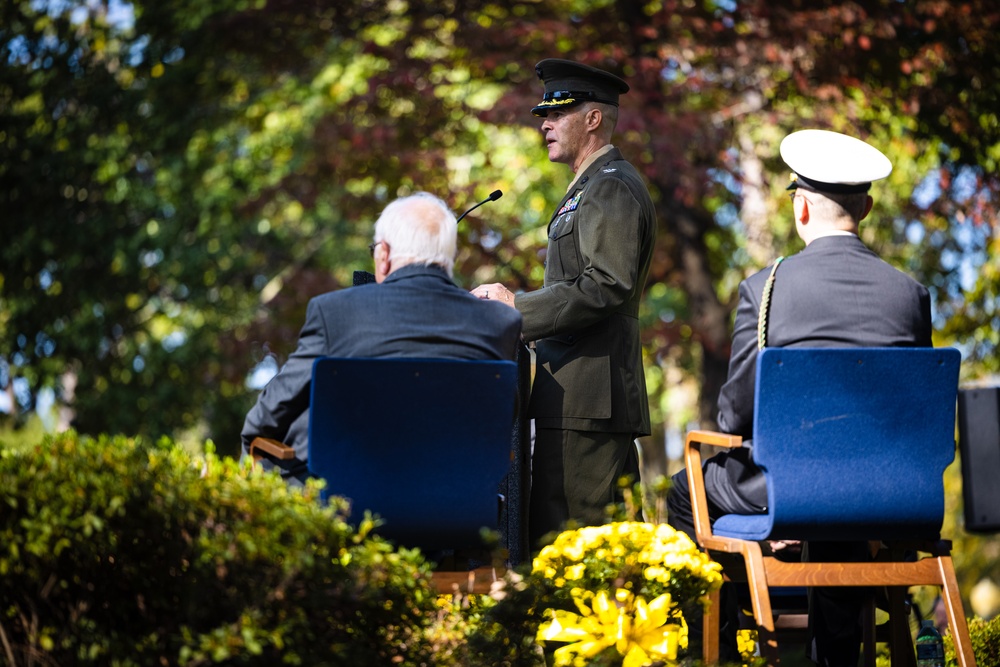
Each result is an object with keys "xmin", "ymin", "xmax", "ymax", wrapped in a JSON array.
[
  {"xmin": 684, "ymin": 348, "xmax": 976, "ymax": 666},
  {"xmin": 686, "ymin": 431, "xmax": 975, "ymax": 666}
]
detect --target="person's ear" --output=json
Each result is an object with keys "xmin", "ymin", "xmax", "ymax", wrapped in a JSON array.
[
  {"xmin": 798, "ymin": 198, "xmax": 810, "ymax": 225},
  {"xmin": 586, "ymin": 107, "xmax": 602, "ymax": 130},
  {"xmin": 374, "ymin": 242, "xmax": 391, "ymax": 283}
]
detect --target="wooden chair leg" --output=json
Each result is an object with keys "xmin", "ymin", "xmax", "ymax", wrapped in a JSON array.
[
  {"xmin": 430, "ymin": 566, "xmax": 498, "ymax": 595},
  {"xmin": 862, "ymin": 593, "xmax": 876, "ymax": 667},
  {"xmin": 757, "ymin": 626, "xmax": 781, "ymax": 666},
  {"xmin": 703, "ymin": 587, "xmax": 720, "ymax": 665},
  {"xmin": 741, "ymin": 542, "xmax": 776, "ymax": 632},
  {"xmin": 937, "ymin": 556, "xmax": 976, "ymax": 667},
  {"xmin": 887, "ymin": 586, "xmax": 916, "ymax": 667}
]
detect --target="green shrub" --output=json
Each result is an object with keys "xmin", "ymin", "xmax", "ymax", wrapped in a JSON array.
[
  {"xmin": 0, "ymin": 431, "xmax": 443, "ymax": 666},
  {"xmin": 944, "ymin": 614, "xmax": 1000, "ymax": 667}
]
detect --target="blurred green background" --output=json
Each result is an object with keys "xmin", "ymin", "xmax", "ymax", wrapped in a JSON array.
[{"xmin": 2, "ymin": 0, "xmax": 999, "ymax": 622}]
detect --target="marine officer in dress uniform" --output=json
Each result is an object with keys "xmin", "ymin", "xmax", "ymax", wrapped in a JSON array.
[
  {"xmin": 473, "ymin": 59, "xmax": 657, "ymax": 547},
  {"xmin": 667, "ymin": 129, "xmax": 933, "ymax": 666}
]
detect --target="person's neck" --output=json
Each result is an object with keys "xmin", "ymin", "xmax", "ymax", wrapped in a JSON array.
[
  {"xmin": 803, "ymin": 227, "xmax": 858, "ymax": 245},
  {"xmin": 566, "ymin": 144, "xmax": 614, "ymax": 193},
  {"xmin": 571, "ymin": 141, "xmax": 613, "ymax": 174}
]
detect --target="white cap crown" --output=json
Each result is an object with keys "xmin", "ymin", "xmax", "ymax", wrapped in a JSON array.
[{"xmin": 780, "ymin": 129, "xmax": 891, "ymax": 193}]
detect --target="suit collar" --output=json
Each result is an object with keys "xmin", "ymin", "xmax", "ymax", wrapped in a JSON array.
[
  {"xmin": 382, "ymin": 263, "xmax": 453, "ymax": 285},
  {"xmin": 802, "ymin": 234, "xmax": 864, "ymax": 251}
]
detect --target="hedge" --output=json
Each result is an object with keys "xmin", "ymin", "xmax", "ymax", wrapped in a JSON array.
[
  {"xmin": 0, "ymin": 432, "xmax": 444, "ymax": 666},
  {"xmin": 3, "ymin": 431, "xmax": 998, "ymax": 667}
]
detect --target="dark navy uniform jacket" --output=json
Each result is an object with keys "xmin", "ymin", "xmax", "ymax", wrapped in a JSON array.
[{"xmin": 715, "ymin": 233, "xmax": 932, "ymax": 507}]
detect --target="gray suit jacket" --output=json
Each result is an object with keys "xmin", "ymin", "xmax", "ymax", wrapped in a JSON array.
[
  {"xmin": 714, "ymin": 234, "xmax": 933, "ymax": 507},
  {"xmin": 241, "ymin": 263, "xmax": 523, "ymax": 479},
  {"xmin": 516, "ymin": 147, "xmax": 656, "ymax": 436}
]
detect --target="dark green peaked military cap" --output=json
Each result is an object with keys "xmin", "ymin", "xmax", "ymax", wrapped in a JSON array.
[{"xmin": 531, "ymin": 58, "xmax": 629, "ymax": 117}]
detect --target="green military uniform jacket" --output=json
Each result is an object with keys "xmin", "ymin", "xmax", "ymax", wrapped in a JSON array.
[{"xmin": 515, "ymin": 146, "xmax": 656, "ymax": 436}]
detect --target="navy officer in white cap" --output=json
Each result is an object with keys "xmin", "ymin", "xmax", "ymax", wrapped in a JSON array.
[
  {"xmin": 667, "ymin": 129, "xmax": 932, "ymax": 666},
  {"xmin": 473, "ymin": 59, "xmax": 657, "ymax": 547}
]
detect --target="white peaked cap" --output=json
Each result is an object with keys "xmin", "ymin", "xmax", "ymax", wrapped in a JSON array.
[{"xmin": 780, "ymin": 129, "xmax": 892, "ymax": 194}]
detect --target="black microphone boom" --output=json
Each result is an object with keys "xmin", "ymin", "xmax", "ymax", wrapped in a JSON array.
[{"xmin": 456, "ymin": 189, "xmax": 503, "ymax": 223}]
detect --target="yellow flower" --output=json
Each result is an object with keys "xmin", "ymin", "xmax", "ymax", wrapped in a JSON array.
[
  {"xmin": 737, "ymin": 629, "xmax": 758, "ymax": 661},
  {"xmin": 537, "ymin": 589, "xmax": 684, "ymax": 667},
  {"xmin": 531, "ymin": 521, "xmax": 723, "ymax": 619}
]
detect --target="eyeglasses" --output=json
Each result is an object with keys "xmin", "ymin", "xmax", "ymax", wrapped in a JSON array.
[{"xmin": 369, "ymin": 240, "xmax": 383, "ymax": 257}]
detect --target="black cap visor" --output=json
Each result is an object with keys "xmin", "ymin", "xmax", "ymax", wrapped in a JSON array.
[
  {"xmin": 786, "ymin": 172, "xmax": 872, "ymax": 195},
  {"xmin": 531, "ymin": 90, "xmax": 619, "ymax": 117}
]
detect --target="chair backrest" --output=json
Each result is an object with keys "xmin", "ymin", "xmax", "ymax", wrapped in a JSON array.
[
  {"xmin": 308, "ymin": 357, "xmax": 518, "ymax": 551},
  {"xmin": 752, "ymin": 347, "xmax": 960, "ymax": 541}
]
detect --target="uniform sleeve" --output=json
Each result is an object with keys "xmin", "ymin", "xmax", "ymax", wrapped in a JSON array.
[
  {"xmin": 515, "ymin": 176, "xmax": 647, "ymax": 341},
  {"xmin": 240, "ymin": 299, "xmax": 327, "ymax": 452},
  {"xmin": 716, "ymin": 278, "xmax": 761, "ymax": 437}
]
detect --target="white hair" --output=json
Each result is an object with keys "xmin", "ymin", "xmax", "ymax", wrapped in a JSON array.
[{"xmin": 373, "ymin": 192, "xmax": 458, "ymax": 276}]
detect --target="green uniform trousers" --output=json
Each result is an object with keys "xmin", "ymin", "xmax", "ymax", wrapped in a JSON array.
[{"xmin": 528, "ymin": 427, "xmax": 641, "ymax": 549}]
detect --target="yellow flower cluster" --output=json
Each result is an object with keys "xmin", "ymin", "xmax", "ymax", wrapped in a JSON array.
[
  {"xmin": 532, "ymin": 521, "xmax": 722, "ymax": 598},
  {"xmin": 531, "ymin": 522, "xmax": 724, "ymax": 667},
  {"xmin": 737, "ymin": 629, "xmax": 759, "ymax": 663},
  {"xmin": 538, "ymin": 589, "xmax": 684, "ymax": 667}
]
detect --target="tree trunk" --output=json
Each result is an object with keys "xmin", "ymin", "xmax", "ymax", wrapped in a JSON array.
[
  {"xmin": 667, "ymin": 203, "xmax": 733, "ymax": 428},
  {"xmin": 737, "ymin": 129, "xmax": 778, "ymax": 267}
]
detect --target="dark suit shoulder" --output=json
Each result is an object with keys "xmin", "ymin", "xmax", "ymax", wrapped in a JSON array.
[
  {"xmin": 310, "ymin": 283, "xmax": 371, "ymax": 307},
  {"xmin": 781, "ymin": 236, "xmax": 926, "ymax": 291},
  {"xmin": 741, "ymin": 262, "xmax": 774, "ymax": 300}
]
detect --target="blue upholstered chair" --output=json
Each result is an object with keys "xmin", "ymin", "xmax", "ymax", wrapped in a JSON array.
[
  {"xmin": 252, "ymin": 357, "xmax": 520, "ymax": 593},
  {"xmin": 684, "ymin": 347, "xmax": 976, "ymax": 666}
]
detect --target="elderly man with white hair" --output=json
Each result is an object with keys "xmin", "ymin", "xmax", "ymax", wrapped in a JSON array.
[{"xmin": 241, "ymin": 192, "xmax": 523, "ymax": 485}]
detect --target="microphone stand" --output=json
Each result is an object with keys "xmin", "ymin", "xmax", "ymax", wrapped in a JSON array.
[{"xmin": 457, "ymin": 189, "xmax": 503, "ymax": 223}]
